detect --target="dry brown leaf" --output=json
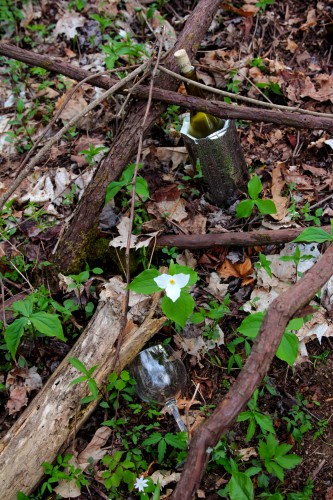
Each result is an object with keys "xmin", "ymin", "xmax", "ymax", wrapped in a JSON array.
[
  {"xmin": 300, "ymin": 8, "xmax": 317, "ymax": 30},
  {"xmin": 301, "ymin": 74, "xmax": 333, "ymax": 103},
  {"xmin": 78, "ymin": 427, "xmax": 112, "ymax": 465},
  {"xmin": 239, "ymin": 447, "xmax": 257, "ymax": 461},
  {"xmin": 149, "ymin": 198, "xmax": 188, "ymax": 224},
  {"xmin": 271, "ymin": 163, "xmax": 289, "ymax": 221},
  {"xmin": 286, "ymin": 38, "xmax": 298, "ymax": 53},
  {"xmin": 217, "ymin": 257, "xmax": 253, "ymax": 283},
  {"xmin": 55, "ymin": 87, "xmax": 89, "ymax": 126},
  {"xmin": 6, "ymin": 387, "xmax": 28, "ymax": 415},
  {"xmin": 53, "ymin": 11, "xmax": 85, "ymax": 40},
  {"xmin": 302, "ymin": 163, "xmax": 327, "ymax": 177},
  {"xmin": 151, "ymin": 470, "xmax": 181, "ymax": 489},
  {"xmin": 153, "ymin": 147, "xmax": 188, "ymax": 170}
]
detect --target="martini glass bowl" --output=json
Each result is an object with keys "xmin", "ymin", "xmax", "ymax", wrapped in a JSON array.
[{"xmin": 129, "ymin": 344, "xmax": 187, "ymax": 433}]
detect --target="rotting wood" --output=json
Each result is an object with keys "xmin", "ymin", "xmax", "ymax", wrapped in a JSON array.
[
  {"xmin": 173, "ymin": 244, "xmax": 333, "ymax": 499},
  {"xmin": 1, "ymin": 42, "xmax": 333, "ymax": 131},
  {"xmin": 0, "ymin": 293, "xmax": 165, "ymax": 499},
  {"xmin": 156, "ymin": 225, "xmax": 331, "ymax": 249}
]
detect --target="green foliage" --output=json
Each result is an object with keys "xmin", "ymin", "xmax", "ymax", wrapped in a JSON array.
[
  {"xmin": 103, "ymin": 370, "xmax": 137, "ymax": 411},
  {"xmin": 128, "ymin": 262, "xmax": 198, "ymax": 327},
  {"xmin": 293, "ymin": 225, "xmax": 333, "ymax": 243},
  {"xmin": 105, "ymin": 163, "xmax": 150, "ymax": 204},
  {"xmin": 256, "ymin": 0, "xmax": 275, "ymax": 12},
  {"xmin": 79, "ymin": 144, "xmax": 109, "ymax": 165},
  {"xmin": 69, "ymin": 357, "xmax": 99, "ymax": 404},
  {"xmin": 255, "ymin": 253, "xmax": 273, "ymax": 278},
  {"xmin": 258, "ymin": 434, "xmax": 301, "ymax": 482},
  {"xmin": 101, "ymin": 34, "xmax": 148, "ymax": 69},
  {"xmin": 4, "ymin": 295, "xmax": 65, "ymax": 359},
  {"xmin": 300, "ymin": 203, "xmax": 323, "ymax": 226},
  {"xmin": 41, "ymin": 454, "xmax": 88, "ymax": 494},
  {"xmin": 142, "ymin": 431, "xmax": 187, "ymax": 464},
  {"xmin": 237, "ymin": 312, "xmax": 302, "ymax": 366},
  {"xmin": 236, "ymin": 176, "xmax": 277, "ymax": 219},
  {"xmin": 237, "ymin": 389, "xmax": 275, "ymax": 442}
]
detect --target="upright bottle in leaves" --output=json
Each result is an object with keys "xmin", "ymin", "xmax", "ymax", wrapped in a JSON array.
[{"xmin": 174, "ymin": 49, "xmax": 222, "ymax": 138}]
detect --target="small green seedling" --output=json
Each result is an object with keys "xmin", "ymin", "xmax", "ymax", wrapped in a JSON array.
[
  {"xmin": 69, "ymin": 357, "xmax": 99, "ymax": 404},
  {"xmin": 236, "ymin": 175, "xmax": 277, "ymax": 219},
  {"xmin": 237, "ymin": 389, "xmax": 275, "ymax": 442},
  {"xmin": 254, "ymin": 253, "xmax": 273, "ymax": 278},
  {"xmin": 105, "ymin": 163, "xmax": 149, "ymax": 204}
]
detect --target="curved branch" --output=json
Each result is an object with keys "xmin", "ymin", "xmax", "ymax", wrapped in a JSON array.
[{"xmin": 173, "ymin": 244, "xmax": 333, "ymax": 499}]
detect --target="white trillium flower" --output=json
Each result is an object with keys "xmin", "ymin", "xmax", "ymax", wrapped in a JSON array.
[
  {"xmin": 154, "ymin": 273, "xmax": 190, "ymax": 302},
  {"xmin": 134, "ymin": 475, "xmax": 149, "ymax": 492}
]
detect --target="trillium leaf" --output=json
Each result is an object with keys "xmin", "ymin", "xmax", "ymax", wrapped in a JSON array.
[
  {"xmin": 12, "ymin": 296, "xmax": 34, "ymax": 317},
  {"xmin": 293, "ymin": 227, "xmax": 332, "ymax": 243},
  {"xmin": 30, "ymin": 312, "xmax": 65, "ymax": 341},
  {"xmin": 5, "ymin": 317, "xmax": 29, "ymax": 359},
  {"xmin": 255, "ymin": 199, "xmax": 277, "ymax": 215},
  {"xmin": 105, "ymin": 180, "xmax": 126, "ymax": 204},
  {"xmin": 248, "ymin": 175, "xmax": 262, "ymax": 200},
  {"xmin": 276, "ymin": 332, "xmax": 298, "ymax": 366},
  {"xmin": 161, "ymin": 291, "xmax": 194, "ymax": 328},
  {"xmin": 236, "ymin": 199, "xmax": 255, "ymax": 219},
  {"xmin": 128, "ymin": 269, "xmax": 161, "ymax": 294}
]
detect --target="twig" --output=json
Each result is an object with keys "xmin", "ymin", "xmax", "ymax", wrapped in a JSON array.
[
  {"xmin": 110, "ymin": 39, "xmax": 164, "ymax": 373},
  {"xmin": 0, "ymin": 61, "xmax": 149, "ymax": 211},
  {"xmin": 158, "ymin": 65, "xmax": 333, "ymax": 119}
]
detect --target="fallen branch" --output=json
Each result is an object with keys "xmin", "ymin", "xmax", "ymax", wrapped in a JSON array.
[
  {"xmin": 0, "ymin": 293, "xmax": 165, "ymax": 499},
  {"xmin": 156, "ymin": 226, "xmax": 331, "ymax": 249},
  {"xmin": 1, "ymin": 42, "xmax": 333, "ymax": 131},
  {"xmin": 173, "ymin": 244, "xmax": 333, "ymax": 499}
]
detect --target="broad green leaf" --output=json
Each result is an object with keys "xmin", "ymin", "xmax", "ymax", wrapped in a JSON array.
[
  {"xmin": 157, "ymin": 438, "xmax": 166, "ymax": 463},
  {"xmin": 293, "ymin": 227, "xmax": 332, "ymax": 243},
  {"xmin": 237, "ymin": 312, "xmax": 265, "ymax": 338},
  {"xmin": 128, "ymin": 269, "xmax": 160, "ymax": 294},
  {"xmin": 92, "ymin": 267, "xmax": 103, "ymax": 274},
  {"xmin": 255, "ymin": 199, "xmax": 277, "ymax": 215},
  {"xmin": 286, "ymin": 317, "xmax": 304, "ymax": 331},
  {"xmin": 164, "ymin": 433, "xmax": 187, "ymax": 449},
  {"xmin": 5, "ymin": 317, "xmax": 28, "ymax": 359},
  {"xmin": 254, "ymin": 412, "xmax": 275, "ymax": 434},
  {"xmin": 161, "ymin": 292, "xmax": 195, "ymax": 328},
  {"xmin": 121, "ymin": 163, "xmax": 136, "ymax": 183},
  {"xmin": 275, "ymin": 454, "xmax": 302, "ymax": 469},
  {"xmin": 30, "ymin": 312, "xmax": 65, "ymax": 341},
  {"xmin": 70, "ymin": 375, "xmax": 88, "ymax": 386},
  {"xmin": 88, "ymin": 378, "xmax": 99, "ymax": 399},
  {"xmin": 245, "ymin": 418, "xmax": 256, "ymax": 442},
  {"xmin": 12, "ymin": 297, "xmax": 34, "ymax": 317},
  {"xmin": 172, "ymin": 265, "xmax": 198, "ymax": 286},
  {"xmin": 229, "ymin": 472, "xmax": 254, "ymax": 500},
  {"xmin": 269, "ymin": 461, "xmax": 284, "ymax": 482},
  {"xmin": 276, "ymin": 332, "xmax": 298, "ymax": 366},
  {"xmin": 248, "ymin": 175, "xmax": 262, "ymax": 200},
  {"xmin": 237, "ymin": 411, "xmax": 251, "ymax": 422},
  {"xmin": 236, "ymin": 199, "xmax": 255, "ymax": 218},
  {"xmin": 105, "ymin": 180, "xmax": 126, "ymax": 204},
  {"xmin": 142, "ymin": 433, "xmax": 162, "ymax": 446},
  {"xmin": 130, "ymin": 176, "xmax": 149, "ymax": 200},
  {"xmin": 120, "ymin": 370, "xmax": 130, "ymax": 381}
]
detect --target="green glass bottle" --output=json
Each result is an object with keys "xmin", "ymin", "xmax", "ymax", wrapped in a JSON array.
[{"xmin": 174, "ymin": 49, "xmax": 222, "ymax": 139}]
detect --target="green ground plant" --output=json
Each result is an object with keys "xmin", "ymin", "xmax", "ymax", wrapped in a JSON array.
[{"xmin": 236, "ymin": 175, "xmax": 277, "ymax": 219}]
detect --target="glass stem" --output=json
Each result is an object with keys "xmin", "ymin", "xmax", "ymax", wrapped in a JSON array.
[{"xmin": 166, "ymin": 399, "xmax": 187, "ymax": 433}]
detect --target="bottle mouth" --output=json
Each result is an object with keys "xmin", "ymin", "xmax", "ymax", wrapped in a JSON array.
[{"xmin": 180, "ymin": 114, "xmax": 228, "ymax": 141}]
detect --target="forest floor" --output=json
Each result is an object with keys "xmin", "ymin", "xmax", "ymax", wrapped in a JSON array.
[{"xmin": 0, "ymin": 0, "xmax": 333, "ymax": 499}]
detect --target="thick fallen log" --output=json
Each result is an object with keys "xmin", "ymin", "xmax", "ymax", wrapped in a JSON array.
[
  {"xmin": 0, "ymin": 291, "xmax": 165, "ymax": 499},
  {"xmin": 173, "ymin": 244, "xmax": 333, "ymax": 499}
]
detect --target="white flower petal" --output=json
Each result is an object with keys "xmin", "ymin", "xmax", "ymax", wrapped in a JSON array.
[
  {"xmin": 173, "ymin": 273, "xmax": 190, "ymax": 288},
  {"xmin": 165, "ymin": 283, "xmax": 181, "ymax": 302},
  {"xmin": 134, "ymin": 476, "xmax": 149, "ymax": 492},
  {"xmin": 154, "ymin": 273, "xmax": 172, "ymax": 289}
]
